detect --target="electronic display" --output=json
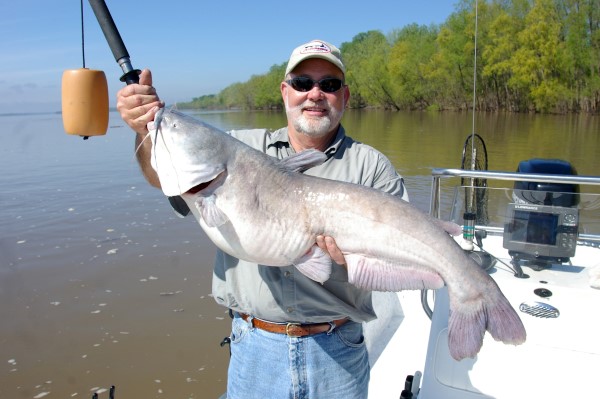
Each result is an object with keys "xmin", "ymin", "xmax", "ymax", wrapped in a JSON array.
[{"xmin": 503, "ymin": 203, "xmax": 578, "ymax": 260}]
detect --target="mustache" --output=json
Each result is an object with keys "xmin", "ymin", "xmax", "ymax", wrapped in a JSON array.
[
  {"xmin": 285, "ymin": 99, "xmax": 330, "ymax": 113},
  {"xmin": 301, "ymin": 101, "xmax": 329, "ymax": 111}
]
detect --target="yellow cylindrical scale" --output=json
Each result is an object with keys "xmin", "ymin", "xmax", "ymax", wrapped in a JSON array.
[{"xmin": 62, "ymin": 68, "xmax": 109, "ymax": 137}]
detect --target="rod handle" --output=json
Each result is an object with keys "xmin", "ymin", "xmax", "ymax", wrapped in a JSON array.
[{"xmin": 88, "ymin": 0, "xmax": 140, "ymax": 84}]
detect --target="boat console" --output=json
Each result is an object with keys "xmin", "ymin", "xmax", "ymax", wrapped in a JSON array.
[
  {"xmin": 503, "ymin": 202, "xmax": 578, "ymax": 263},
  {"xmin": 503, "ymin": 159, "xmax": 580, "ymax": 268}
]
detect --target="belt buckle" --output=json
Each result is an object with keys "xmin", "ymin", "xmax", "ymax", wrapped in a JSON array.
[{"xmin": 285, "ymin": 322, "xmax": 301, "ymax": 337}]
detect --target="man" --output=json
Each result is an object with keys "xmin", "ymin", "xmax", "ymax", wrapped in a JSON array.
[{"xmin": 117, "ymin": 39, "xmax": 408, "ymax": 399}]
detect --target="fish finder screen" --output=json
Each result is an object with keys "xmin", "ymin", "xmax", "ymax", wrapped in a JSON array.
[{"xmin": 509, "ymin": 210, "xmax": 559, "ymax": 246}]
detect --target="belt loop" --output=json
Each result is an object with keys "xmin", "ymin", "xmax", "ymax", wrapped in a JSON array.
[
  {"xmin": 239, "ymin": 313, "xmax": 255, "ymax": 330},
  {"xmin": 326, "ymin": 321, "xmax": 336, "ymax": 335}
]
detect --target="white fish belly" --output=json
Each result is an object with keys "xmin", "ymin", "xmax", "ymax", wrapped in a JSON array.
[{"xmin": 184, "ymin": 195, "xmax": 314, "ymax": 266}]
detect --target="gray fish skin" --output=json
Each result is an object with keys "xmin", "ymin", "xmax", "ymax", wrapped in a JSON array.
[{"xmin": 149, "ymin": 108, "xmax": 526, "ymax": 360}]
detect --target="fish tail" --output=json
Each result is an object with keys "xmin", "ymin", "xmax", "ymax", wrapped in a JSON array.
[
  {"xmin": 448, "ymin": 288, "xmax": 526, "ymax": 360},
  {"xmin": 447, "ymin": 301, "xmax": 486, "ymax": 360},
  {"xmin": 484, "ymin": 291, "xmax": 527, "ymax": 346}
]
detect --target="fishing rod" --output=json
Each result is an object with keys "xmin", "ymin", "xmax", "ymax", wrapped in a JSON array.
[{"xmin": 87, "ymin": 0, "xmax": 140, "ymax": 85}]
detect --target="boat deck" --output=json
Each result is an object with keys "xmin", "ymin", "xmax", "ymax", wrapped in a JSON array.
[{"xmin": 368, "ymin": 169, "xmax": 600, "ymax": 398}]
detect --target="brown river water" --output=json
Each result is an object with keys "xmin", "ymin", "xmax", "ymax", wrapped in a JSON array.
[{"xmin": 1, "ymin": 109, "xmax": 598, "ymax": 398}]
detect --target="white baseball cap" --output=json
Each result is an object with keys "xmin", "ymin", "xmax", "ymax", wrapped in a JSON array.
[{"xmin": 284, "ymin": 39, "xmax": 346, "ymax": 77}]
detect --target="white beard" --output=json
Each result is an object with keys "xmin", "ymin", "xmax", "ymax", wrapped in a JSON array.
[{"xmin": 285, "ymin": 99, "xmax": 344, "ymax": 138}]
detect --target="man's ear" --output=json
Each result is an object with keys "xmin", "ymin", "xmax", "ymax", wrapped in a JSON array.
[
  {"xmin": 280, "ymin": 82, "xmax": 289, "ymax": 106},
  {"xmin": 343, "ymin": 85, "xmax": 351, "ymax": 108}
]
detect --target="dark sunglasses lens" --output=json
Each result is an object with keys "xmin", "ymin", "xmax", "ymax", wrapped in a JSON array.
[
  {"xmin": 288, "ymin": 77, "xmax": 343, "ymax": 93},
  {"xmin": 290, "ymin": 77, "xmax": 314, "ymax": 92},
  {"xmin": 319, "ymin": 78, "xmax": 343, "ymax": 93}
]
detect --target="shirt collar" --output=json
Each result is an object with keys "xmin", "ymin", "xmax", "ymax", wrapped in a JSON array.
[{"xmin": 267, "ymin": 125, "xmax": 347, "ymax": 158}]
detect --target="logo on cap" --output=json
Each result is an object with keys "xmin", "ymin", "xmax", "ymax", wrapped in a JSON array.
[{"xmin": 300, "ymin": 41, "xmax": 331, "ymax": 54}]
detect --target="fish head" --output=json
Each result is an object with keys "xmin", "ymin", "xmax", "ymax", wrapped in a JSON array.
[{"xmin": 149, "ymin": 108, "xmax": 227, "ymax": 197}]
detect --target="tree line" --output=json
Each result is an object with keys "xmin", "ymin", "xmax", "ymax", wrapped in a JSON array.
[{"xmin": 180, "ymin": 0, "xmax": 600, "ymax": 114}]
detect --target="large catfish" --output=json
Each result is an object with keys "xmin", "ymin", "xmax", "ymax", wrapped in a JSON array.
[{"xmin": 147, "ymin": 108, "xmax": 526, "ymax": 360}]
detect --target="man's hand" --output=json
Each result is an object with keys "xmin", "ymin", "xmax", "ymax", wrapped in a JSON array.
[
  {"xmin": 116, "ymin": 68, "xmax": 163, "ymax": 187},
  {"xmin": 116, "ymin": 69, "xmax": 163, "ymax": 135},
  {"xmin": 316, "ymin": 235, "xmax": 347, "ymax": 267}
]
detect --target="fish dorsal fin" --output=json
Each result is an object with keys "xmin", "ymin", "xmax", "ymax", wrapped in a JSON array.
[
  {"xmin": 433, "ymin": 218, "xmax": 463, "ymax": 236},
  {"xmin": 279, "ymin": 149, "xmax": 328, "ymax": 173},
  {"xmin": 293, "ymin": 244, "xmax": 332, "ymax": 283},
  {"xmin": 345, "ymin": 254, "xmax": 444, "ymax": 292}
]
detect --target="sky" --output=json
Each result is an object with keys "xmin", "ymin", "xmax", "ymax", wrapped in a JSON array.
[{"xmin": 1, "ymin": 0, "xmax": 458, "ymax": 113}]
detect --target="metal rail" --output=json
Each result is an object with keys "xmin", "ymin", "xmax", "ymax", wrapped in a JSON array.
[{"xmin": 429, "ymin": 168, "xmax": 600, "ymax": 218}]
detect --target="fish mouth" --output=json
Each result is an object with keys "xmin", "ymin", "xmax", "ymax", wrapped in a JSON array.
[
  {"xmin": 186, "ymin": 179, "xmax": 214, "ymax": 194},
  {"xmin": 185, "ymin": 170, "xmax": 225, "ymax": 194}
]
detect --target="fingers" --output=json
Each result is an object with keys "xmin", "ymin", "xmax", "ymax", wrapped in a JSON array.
[
  {"xmin": 316, "ymin": 235, "xmax": 347, "ymax": 267},
  {"xmin": 116, "ymin": 69, "xmax": 164, "ymax": 134},
  {"xmin": 139, "ymin": 68, "xmax": 153, "ymax": 86},
  {"xmin": 118, "ymin": 100, "xmax": 161, "ymax": 135}
]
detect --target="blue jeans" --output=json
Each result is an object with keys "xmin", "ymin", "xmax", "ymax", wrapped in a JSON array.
[{"xmin": 226, "ymin": 314, "xmax": 370, "ymax": 399}]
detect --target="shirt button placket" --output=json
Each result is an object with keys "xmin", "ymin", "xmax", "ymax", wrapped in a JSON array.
[{"xmin": 282, "ymin": 268, "xmax": 296, "ymax": 319}]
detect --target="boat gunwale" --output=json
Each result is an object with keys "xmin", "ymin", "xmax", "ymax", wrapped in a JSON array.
[{"xmin": 430, "ymin": 168, "xmax": 600, "ymax": 218}]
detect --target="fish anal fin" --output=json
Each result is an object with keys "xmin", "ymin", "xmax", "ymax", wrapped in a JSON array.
[
  {"xmin": 194, "ymin": 195, "xmax": 229, "ymax": 227},
  {"xmin": 293, "ymin": 245, "xmax": 332, "ymax": 283},
  {"xmin": 346, "ymin": 254, "xmax": 444, "ymax": 292},
  {"xmin": 279, "ymin": 149, "xmax": 328, "ymax": 173}
]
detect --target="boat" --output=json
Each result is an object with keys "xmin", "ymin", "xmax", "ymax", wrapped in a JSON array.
[{"xmin": 367, "ymin": 159, "xmax": 600, "ymax": 398}]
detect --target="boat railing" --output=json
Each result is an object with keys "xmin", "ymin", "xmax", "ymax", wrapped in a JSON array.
[
  {"xmin": 429, "ymin": 168, "xmax": 600, "ymax": 217},
  {"xmin": 420, "ymin": 168, "xmax": 600, "ymax": 318}
]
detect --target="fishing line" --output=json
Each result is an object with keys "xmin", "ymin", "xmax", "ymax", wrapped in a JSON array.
[
  {"xmin": 470, "ymin": 0, "xmax": 479, "ymax": 171},
  {"xmin": 80, "ymin": 0, "xmax": 86, "ymax": 68}
]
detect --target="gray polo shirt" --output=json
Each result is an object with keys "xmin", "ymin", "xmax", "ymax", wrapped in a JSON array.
[{"xmin": 201, "ymin": 124, "xmax": 409, "ymax": 324}]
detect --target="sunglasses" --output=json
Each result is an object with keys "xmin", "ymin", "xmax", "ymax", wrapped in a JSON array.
[{"xmin": 286, "ymin": 76, "xmax": 345, "ymax": 93}]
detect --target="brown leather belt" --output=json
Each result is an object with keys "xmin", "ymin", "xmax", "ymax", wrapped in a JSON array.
[{"xmin": 240, "ymin": 313, "xmax": 348, "ymax": 337}]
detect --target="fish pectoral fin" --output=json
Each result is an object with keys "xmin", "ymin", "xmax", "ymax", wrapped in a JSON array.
[
  {"xmin": 293, "ymin": 245, "xmax": 332, "ymax": 284},
  {"xmin": 279, "ymin": 149, "xmax": 328, "ymax": 173},
  {"xmin": 345, "ymin": 254, "xmax": 445, "ymax": 292},
  {"xmin": 194, "ymin": 195, "xmax": 229, "ymax": 227}
]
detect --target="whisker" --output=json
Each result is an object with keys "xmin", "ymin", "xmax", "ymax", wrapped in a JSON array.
[{"xmin": 134, "ymin": 130, "xmax": 153, "ymax": 156}]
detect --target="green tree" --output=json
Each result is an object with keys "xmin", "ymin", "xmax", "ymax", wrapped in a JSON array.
[
  {"xmin": 341, "ymin": 31, "xmax": 400, "ymax": 109},
  {"xmin": 482, "ymin": 1, "xmax": 528, "ymax": 111},
  {"xmin": 509, "ymin": 0, "xmax": 569, "ymax": 112},
  {"xmin": 425, "ymin": 1, "xmax": 476, "ymax": 110},
  {"xmin": 590, "ymin": 0, "xmax": 600, "ymax": 111},
  {"xmin": 559, "ymin": 0, "xmax": 600, "ymax": 112},
  {"xmin": 180, "ymin": 0, "xmax": 599, "ymax": 114},
  {"xmin": 388, "ymin": 24, "xmax": 439, "ymax": 109}
]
